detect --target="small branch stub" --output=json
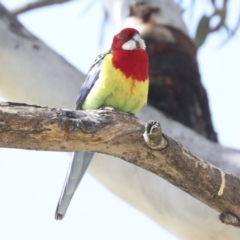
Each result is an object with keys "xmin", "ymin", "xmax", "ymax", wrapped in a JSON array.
[
  {"xmin": 219, "ymin": 212, "xmax": 240, "ymax": 227},
  {"xmin": 143, "ymin": 120, "xmax": 167, "ymax": 150}
]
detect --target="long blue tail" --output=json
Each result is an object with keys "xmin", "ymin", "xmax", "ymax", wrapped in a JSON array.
[{"xmin": 55, "ymin": 151, "xmax": 94, "ymax": 220}]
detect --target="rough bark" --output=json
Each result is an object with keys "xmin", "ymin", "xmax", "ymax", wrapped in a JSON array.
[{"xmin": 1, "ymin": 102, "xmax": 240, "ymax": 226}]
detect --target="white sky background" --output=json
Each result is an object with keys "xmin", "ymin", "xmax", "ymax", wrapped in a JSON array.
[{"xmin": 0, "ymin": 0, "xmax": 239, "ymax": 239}]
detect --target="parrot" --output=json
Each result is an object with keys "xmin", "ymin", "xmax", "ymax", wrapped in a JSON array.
[{"xmin": 55, "ymin": 28, "xmax": 149, "ymax": 220}]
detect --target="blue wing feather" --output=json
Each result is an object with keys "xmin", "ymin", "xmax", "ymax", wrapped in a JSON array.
[{"xmin": 75, "ymin": 50, "xmax": 111, "ymax": 110}]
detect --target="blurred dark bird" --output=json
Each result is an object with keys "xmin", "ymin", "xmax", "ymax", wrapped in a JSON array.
[{"xmin": 129, "ymin": 2, "xmax": 218, "ymax": 142}]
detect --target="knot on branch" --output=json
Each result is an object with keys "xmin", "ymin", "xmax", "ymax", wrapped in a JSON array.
[
  {"xmin": 56, "ymin": 109, "xmax": 106, "ymax": 134},
  {"xmin": 143, "ymin": 120, "xmax": 167, "ymax": 150},
  {"xmin": 219, "ymin": 212, "xmax": 240, "ymax": 228}
]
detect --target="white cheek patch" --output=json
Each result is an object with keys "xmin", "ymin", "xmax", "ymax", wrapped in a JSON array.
[
  {"xmin": 133, "ymin": 33, "xmax": 146, "ymax": 50},
  {"xmin": 122, "ymin": 40, "xmax": 137, "ymax": 50},
  {"xmin": 138, "ymin": 39, "xmax": 146, "ymax": 50},
  {"xmin": 122, "ymin": 33, "xmax": 146, "ymax": 50}
]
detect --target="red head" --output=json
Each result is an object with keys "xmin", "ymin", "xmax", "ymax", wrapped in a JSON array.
[
  {"xmin": 111, "ymin": 28, "xmax": 146, "ymax": 51},
  {"xmin": 111, "ymin": 28, "xmax": 148, "ymax": 81}
]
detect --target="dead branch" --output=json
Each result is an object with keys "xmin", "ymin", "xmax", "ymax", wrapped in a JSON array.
[
  {"xmin": 1, "ymin": 102, "xmax": 240, "ymax": 227},
  {"xmin": 12, "ymin": 0, "xmax": 71, "ymax": 16}
]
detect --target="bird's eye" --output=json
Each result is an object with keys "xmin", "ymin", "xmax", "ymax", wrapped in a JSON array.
[{"xmin": 119, "ymin": 35, "xmax": 128, "ymax": 41}]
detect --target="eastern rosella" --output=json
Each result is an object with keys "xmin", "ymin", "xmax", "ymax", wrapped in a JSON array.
[{"xmin": 55, "ymin": 28, "xmax": 149, "ymax": 220}]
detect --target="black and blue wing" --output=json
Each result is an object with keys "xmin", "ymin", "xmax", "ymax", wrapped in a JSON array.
[
  {"xmin": 55, "ymin": 50, "xmax": 112, "ymax": 220},
  {"xmin": 75, "ymin": 50, "xmax": 111, "ymax": 110}
]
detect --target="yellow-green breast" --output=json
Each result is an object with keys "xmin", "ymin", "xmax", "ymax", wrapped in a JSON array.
[{"xmin": 82, "ymin": 54, "xmax": 149, "ymax": 114}]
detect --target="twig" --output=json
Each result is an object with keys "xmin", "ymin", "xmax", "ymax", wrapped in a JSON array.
[{"xmin": 12, "ymin": 0, "xmax": 72, "ymax": 16}]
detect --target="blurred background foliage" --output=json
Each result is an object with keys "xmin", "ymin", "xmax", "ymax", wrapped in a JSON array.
[{"xmin": 175, "ymin": 0, "xmax": 240, "ymax": 48}]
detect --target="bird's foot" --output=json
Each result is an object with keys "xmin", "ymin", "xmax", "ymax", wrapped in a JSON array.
[
  {"xmin": 119, "ymin": 111, "xmax": 137, "ymax": 118},
  {"xmin": 128, "ymin": 112, "xmax": 135, "ymax": 117},
  {"xmin": 99, "ymin": 106, "xmax": 115, "ymax": 111}
]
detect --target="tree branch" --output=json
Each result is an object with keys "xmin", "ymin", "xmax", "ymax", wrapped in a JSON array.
[
  {"xmin": 12, "ymin": 0, "xmax": 72, "ymax": 16},
  {"xmin": 1, "ymin": 102, "xmax": 240, "ymax": 227}
]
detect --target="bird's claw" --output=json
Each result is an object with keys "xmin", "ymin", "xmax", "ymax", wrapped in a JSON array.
[
  {"xmin": 128, "ymin": 112, "xmax": 135, "ymax": 116},
  {"xmin": 99, "ymin": 106, "xmax": 115, "ymax": 111}
]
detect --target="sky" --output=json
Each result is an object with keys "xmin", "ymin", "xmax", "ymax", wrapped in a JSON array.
[{"xmin": 0, "ymin": 0, "xmax": 239, "ymax": 240}]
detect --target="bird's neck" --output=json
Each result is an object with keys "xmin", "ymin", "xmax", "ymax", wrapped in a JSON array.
[{"xmin": 112, "ymin": 50, "xmax": 148, "ymax": 82}]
